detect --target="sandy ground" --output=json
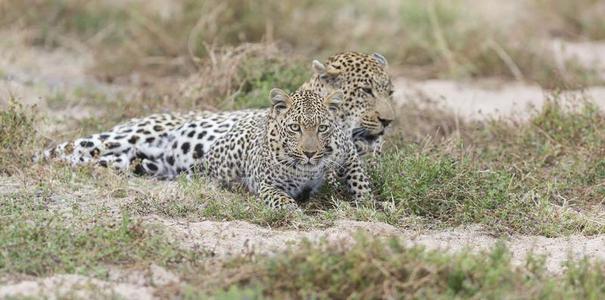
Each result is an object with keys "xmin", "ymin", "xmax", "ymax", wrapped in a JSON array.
[
  {"xmin": 0, "ymin": 275, "xmax": 156, "ymax": 300},
  {"xmin": 395, "ymin": 78, "xmax": 605, "ymax": 121},
  {"xmin": 148, "ymin": 216, "xmax": 605, "ymax": 274},
  {"xmin": 2, "ymin": 27, "xmax": 605, "ymax": 298},
  {"xmin": 3, "ymin": 219, "xmax": 604, "ymax": 299}
]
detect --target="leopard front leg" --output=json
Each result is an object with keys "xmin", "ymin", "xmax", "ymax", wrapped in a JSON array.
[
  {"xmin": 354, "ymin": 136, "xmax": 384, "ymax": 157},
  {"xmin": 258, "ymin": 182, "xmax": 299, "ymax": 210},
  {"xmin": 370, "ymin": 136, "xmax": 385, "ymax": 156},
  {"xmin": 354, "ymin": 139, "xmax": 372, "ymax": 157},
  {"xmin": 341, "ymin": 153, "xmax": 374, "ymax": 205}
]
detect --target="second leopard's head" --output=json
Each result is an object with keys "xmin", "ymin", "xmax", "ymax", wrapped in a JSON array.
[
  {"xmin": 310, "ymin": 52, "xmax": 395, "ymax": 140},
  {"xmin": 267, "ymin": 88, "xmax": 343, "ymax": 167}
]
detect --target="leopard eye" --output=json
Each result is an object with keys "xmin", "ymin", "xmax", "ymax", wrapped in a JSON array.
[
  {"xmin": 318, "ymin": 125, "xmax": 329, "ymax": 133},
  {"xmin": 288, "ymin": 124, "xmax": 301, "ymax": 132},
  {"xmin": 388, "ymin": 90, "xmax": 394, "ymax": 96},
  {"xmin": 361, "ymin": 87, "xmax": 373, "ymax": 96}
]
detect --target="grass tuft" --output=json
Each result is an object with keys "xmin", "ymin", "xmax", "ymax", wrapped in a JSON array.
[
  {"xmin": 193, "ymin": 235, "xmax": 605, "ymax": 299},
  {"xmin": 0, "ymin": 99, "xmax": 38, "ymax": 175},
  {"xmin": 230, "ymin": 53, "xmax": 308, "ymax": 109},
  {"xmin": 0, "ymin": 192, "xmax": 192, "ymax": 276},
  {"xmin": 3, "ymin": 0, "xmax": 603, "ymax": 86},
  {"xmin": 373, "ymin": 94, "xmax": 605, "ymax": 235},
  {"xmin": 178, "ymin": 43, "xmax": 308, "ymax": 111}
]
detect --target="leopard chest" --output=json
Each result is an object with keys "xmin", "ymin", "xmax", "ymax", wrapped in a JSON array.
[{"xmin": 273, "ymin": 164, "xmax": 328, "ymax": 201}]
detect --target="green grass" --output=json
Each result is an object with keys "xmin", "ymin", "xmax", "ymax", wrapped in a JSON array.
[
  {"xmin": 4, "ymin": 87, "xmax": 603, "ymax": 238},
  {"xmin": 229, "ymin": 56, "xmax": 309, "ymax": 109},
  {"xmin": 184, "ymin": 235, "xmax": 605, "ymax": 299},
  {"xmin": 2, "ymin": 96, "xmax": 605, "ymax": 297},
  {"xmin": 3, "ymin": 0, "xmax": 604, "ymax": 86},
  {"xmin": 1, "ymin": 198, "xmax": 605, "ymax": 300},
  {"xmin": 476, "ymin": 96, "xmax": 605, "ymax": 204},
  {"xmin": 371, "ymin": 143, "xmax": 602, "ymax": 236},
  {"xmin": 125, "ymin": 175, "xmax": 330, "ymax": 229},
  {"xmin": 0, "ymin": 99, "xmax": 38, "ymax": 175},
  {"xmin": 3, "ymin": 194, "xmax": 605, "ymax": 300},
  {"xmin": 371, "ymin": 96, "xmax": 605, "ymax": 235},
  {"xmin": 0, "ymin": 191, "xmax": 194, "ymax": 277},
  {"xmin": 177, "ymin": 44, "xmax": 310, "ymax": 111},
  {"xmin": 2, "ymin": 1, "xmax": 605, "ymax": 296},
  {"xmin": 99, "ymin": 94, "xmax": 603, "ymax": 237}
]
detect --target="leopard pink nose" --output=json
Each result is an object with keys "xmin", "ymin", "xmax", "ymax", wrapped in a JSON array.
[{"xmin": 303, "ymin": 151, "xmax": 316, "ymax": 158}]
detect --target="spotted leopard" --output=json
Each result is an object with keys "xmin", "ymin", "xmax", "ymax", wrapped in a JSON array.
[
  {"xmin": 155, "ymin": 88, "xmax": 370, "ymax": 209},
  {"xmin": 42, "ymin": 51, "xmax": 395, "ymax": 173}
]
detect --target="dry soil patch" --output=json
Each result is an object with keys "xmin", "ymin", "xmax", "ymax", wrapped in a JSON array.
[
  {"xmin": 395, "ymin": 78, "xmax": 605, "ymax": 121},
  {"xmin": 149, "ymin": 216, "xmax": 605, "ymax": 274}
]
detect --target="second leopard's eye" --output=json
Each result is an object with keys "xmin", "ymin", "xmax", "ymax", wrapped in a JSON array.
[
  {"xmin": 288, "ymin": 124, "xmax": 301, "ymax": 132},
  {"xmin": 318, "ymin": 125, "xmax": 329, "ymax": 132},
  {"xmin": 361, "ymin": 87, "xmax": 373, "ymax": 96}
]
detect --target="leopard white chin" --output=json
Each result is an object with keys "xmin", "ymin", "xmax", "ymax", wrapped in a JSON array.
[
  {"xmin": 300, "ymin": 160, "xmax": 317, "ymax": 167},
  {"xmin": 293, "ymin": 159, "xmax": 322, "ymax": 169}
]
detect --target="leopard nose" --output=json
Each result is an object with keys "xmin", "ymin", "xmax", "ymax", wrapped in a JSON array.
[
  {"xmin": 303, "ymin": 151, "xmax": 316, "ymax": 158},
  {"xmin": 378, "ymin": 117, "xmax": 392, "ymax": 128}
]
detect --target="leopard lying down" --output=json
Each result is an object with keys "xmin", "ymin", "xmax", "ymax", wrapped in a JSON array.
[
  {"xmin": 43, "ymin": 52, "xmax": 395, "ymax": 173},
  {"xmin": 145, "ymin": 88, "xmax": 372, "ymax": 209}
]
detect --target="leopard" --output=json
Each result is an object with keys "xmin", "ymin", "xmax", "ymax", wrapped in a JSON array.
[
  {"xmin": 304, "ymin": 51, "xmax": 395, "ymax": 155},
  {"xmin": 41, "ymin": 51, "xmax": 395, "ymax": 174},
  {"xmin": 153, "ymin": 88, "xmax": 371, "ymax": 209}
]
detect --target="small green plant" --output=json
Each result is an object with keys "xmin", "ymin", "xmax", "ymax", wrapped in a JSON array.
[
  {"xmin": 0, "ymin": 193, "xmax": 191, "ymax": 276},
  {"xmin": 230, "ymin": 57, "xmax": 309, "ymax": 109},
  {"xmin": 195, "ymin": 236, "xmax": 605, "ymax": 299},
  {"xmin": 370, "ymin": 95, "xmax": 605, "ymax": 235},
  {"xmin": 125, "ymin": 175, "xmax": 313, "ymax": 228},
  {"xmin": 0, "ymin": 99, "xmax": 38, "ymax": 175}
]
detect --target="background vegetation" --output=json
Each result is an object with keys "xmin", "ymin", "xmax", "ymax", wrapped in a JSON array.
[
  {"xmin": 2, "ymin": 0, "xmax": 605, "ymax": 87},
  {"xmin": 1, "ymin": 0, "xmax": 604, "ymax": 298}
]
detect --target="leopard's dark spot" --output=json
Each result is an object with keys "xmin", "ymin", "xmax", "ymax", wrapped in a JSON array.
[
  {"xmin": 192, "ymin": 144, "xmax": 204, "ymax": 159},
  {"xmin": 80, "ymin": 140, "xmax": 94, "ymax": 148},
  {"xmin": 181, "ymin": 142, "xmax": 190, "ymax": 154}
]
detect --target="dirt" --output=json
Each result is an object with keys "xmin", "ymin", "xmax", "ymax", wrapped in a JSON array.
[
  {"xmin": 6, "ymin": 219, "xmax": 601, "ymax": 299},
  {"xmin": 0, "ymin": 29, "xmax": 131, "ymax": 135},
  {"xmin": 148, "ymin": 216, "xmax": 605, "ymax": 274},
  {"xmin": 0, "ymin": 274, "xmax": 155, "ymax": 300},
  {"xmin": 2, "ymin": 23, "xmax": 605, "ymax": 299},
  {"xmin": 395, "ymin": 78, "xmax": 605, "ymax": 121},
  {"xmin": 0, "ymin": 30, "xmax": 95, "ymax": 107},
  {"xmin": 147, "ymin": 216, "xmax": 399, "ymax": 257},
  {"xmin": 552, "ymin": 39, "xmax": 605, "ymax": 79}
]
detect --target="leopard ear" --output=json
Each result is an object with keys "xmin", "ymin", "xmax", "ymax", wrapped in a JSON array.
[
  {"xmin": 313, "ymin": 59, "xmax": 341, "ymax": 77},
  {"xmin": 372, "ymin": 52, "xmax": 388, "ymax": 67},
  {"xmin": 270, "ymin": 88, "xmax": 291, "ymax": 113},
  {"xmin": 324, "ymin": 90, "xmax": 343, "ymax": 113},
  {"xmin": 312, "ymin": 60, "xmax": 326, "ymax": 75}
]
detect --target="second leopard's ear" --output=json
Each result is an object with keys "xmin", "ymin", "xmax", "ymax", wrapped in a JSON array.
[
  {"xmin": 371, "ymin": 52, "xmax": 388, "ymax": 68},
  {"xmin": 312, "ymin": 60, "xmax": 341, "ymax": 78},
  {"xmin": 324, "ymin": 90, "xmax": 343, "ymax": 113},
  {"xmin": 270, "ymin": 88, "xmax": 291, "ymax": 114}
]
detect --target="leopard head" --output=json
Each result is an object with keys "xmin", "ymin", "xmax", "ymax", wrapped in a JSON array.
[
  {"xmin": 267, "ymin": 88, "xmax": 343, "ymax": 168},
  {"xmin": 308, "ymin": 51, "xmax": 395, "ymax": 146}
]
